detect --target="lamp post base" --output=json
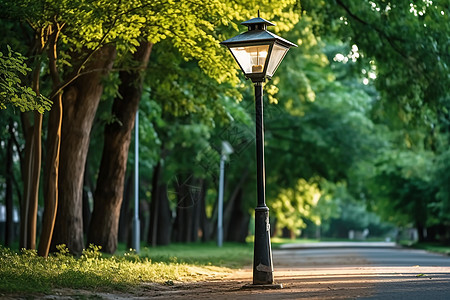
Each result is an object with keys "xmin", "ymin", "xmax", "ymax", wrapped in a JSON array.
[
  {"xmin": 253, "ymin": 206, "xmax": 274, "ymax": 285},
  {"xmin": 242, "ymin": 283, "xmax": 283, "ymax": 290}
]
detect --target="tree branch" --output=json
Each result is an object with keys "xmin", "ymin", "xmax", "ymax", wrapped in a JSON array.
[{"xmin": 335, "ymin": 0, "xmax": 409, "ymax": 61}]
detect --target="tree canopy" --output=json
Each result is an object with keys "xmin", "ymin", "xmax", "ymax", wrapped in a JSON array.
[{"xmin": 1, "ymin": 0, "xmax": 449, "ymax": 252}]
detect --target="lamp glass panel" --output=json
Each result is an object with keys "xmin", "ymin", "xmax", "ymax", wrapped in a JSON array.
[
  {"xmin": 230, "ymin": 45, "xmax": 269, "ymax": 74},
  {"xmin": 266, "ymin": 43, "xmax": 289, "ymax": 77}
]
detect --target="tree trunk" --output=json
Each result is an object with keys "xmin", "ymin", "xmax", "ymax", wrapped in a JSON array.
[
  {"xmin": 19, "ymin": 111, "xmax": 42, "ymax": 250},
  {"xmin": 200, "ymin": 181, "xmax": 212, "ymax": 242},
  {"xmin": 87, "ymin": 42, "xmax": 152, "ymax": 254},
  {"xmin": 38, "ymin": 26, "xmax": 62, "ymax": 257},
  {"xmin": 190, "ymin": 179, "xmax": 203, "ymax": 242},
  {"xmin": 223, "ymin": 169, "xmax": 249, "ymax": 241},
  {"xmin": 172, "ymin": 175, "xmax": 204, "ymax": 243},
  {"xmin": 52, "ymin": 45, "xmax": 116, "ymax": 254},
  {"xmin": 225, "ymin": 187, "xmax": 250, "ymax": 243},
  {"xmin": 155, "ymin": 184, "xmax": 172, "ymax": 245},
  {"xmin": 38, "ymin": 93, "xmax": 62, "ymax": 257},
  {"xmin": 148, "ymin": 160, "xmax": 172, "ymax": 246},
  {"xmin": 5, "ymin": 119, "xmax": 15, "ymax": 247},
  {"xmin": 82, "ymin": 155, "xmax": 95, "ymax": 235},
  {"xmin": 148, "ymin": 161, "xmax": 161, "ymax": 246},
  {"xmin": 18, "ymin": 28, "xmax": 46, "ymax": 251},
  {"xmin": 173, "ymin": 175, "xmax": 194, "ymax": 243},
  {"xmin": 118, "ymin": 174, "xmax": 133, "ymax": 244},
  {"xmin": 82, "ymin": 173, "xmax": 92, "ymax": 236},
  {"xmin": 171, "ymin": 174, "xmax": 199, "ymax": 243}
]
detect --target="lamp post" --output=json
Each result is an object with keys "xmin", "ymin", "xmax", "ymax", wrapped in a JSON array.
[
  {"xmin": 221, "ymin": 12, "xmax": 296, "ymax": 286},
  {"xmin": 132, "ymin": 111, "xmax": 140, "ymax": 253},
  {"xmin": 218, "ymin": 141, "xmax": 233, "ymax": 247}
]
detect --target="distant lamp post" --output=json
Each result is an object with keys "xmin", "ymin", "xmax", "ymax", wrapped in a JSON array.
[
  {"xmin": 217, "ymin": 141, "xmax": 234, "ymax": 248},
  {"xmin": 132, "ymin": 111, "xmax": 140, "ymax": 253},
  {"xmin": 221, "ymin": 12, "xmax": 296, "ymax": 286}
]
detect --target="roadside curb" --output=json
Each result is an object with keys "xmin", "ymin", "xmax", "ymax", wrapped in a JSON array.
[{"xmin": 277, "ymin": 241, "xmax": 399, "ymax": 250}]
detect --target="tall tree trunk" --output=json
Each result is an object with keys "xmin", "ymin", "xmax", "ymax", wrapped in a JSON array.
[
  {"xmin": 155, "ymin": 184, "xmax": 172, "ymax": 245},
  {"xmin": 200, "ymin": 181, "xmax": 212, "ymax": 242},
  {"xmin": 190, "ymin": 179, "xmax": 203, "ymax": 242},
  {"xmin": 148, "ymin": 161, "xmax": 161, "ymax": 247},
  {"xmin": 39, "ymin": 25, "xmax": 63, "ymax": 257},
  {"xmin": 118, "ymin": 174, "xmax": 133, "ymax": 244},
  {"xmin": 223, "ymin": 169, "xmax": 249, "ymax": 240},
  {"xmin": 172, "ymin": 175, "xmax": 203, "ymax": 243},
  {"xmin": 5, "ymin": 119, "xmax": 15, "ymax": 247},
  {"xmin": 39, "ymin": 93, "xmax": 62, "ymax": 257},
  {"xmin": 19, "ymin": 110, "xmax": 42, "ymax": 250},
  {"xmin": 87, "ymin": 42, "xmax": 152, "ymax": 254},
  {"xmin": 82, "ymin": 186, "xmax": 91, "ymax": 235},
  {"xmin": 173, "ymin": 175, "xmax": 194, "ymax": 243},
  {"xmin": 19, "ymin": 27, "xmax": 48, "ymax": 251},
  {"xmin": 225, "ymin": 187, "xmax": 250, "ymax": 243},
  {"xmin": 148, "ymin": 160, "xmax": 172, "ymax": 246},
  {"xmin": 52, "ymin": 45, "xmax": 116, "ymax": 254},
  {"xmin": 82, "ymin": 155, "xmax": 95, "ymax": 235}
]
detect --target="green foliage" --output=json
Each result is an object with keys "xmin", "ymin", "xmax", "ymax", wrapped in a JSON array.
[
  {"xmin": 310, "ymin": 0, "xmax": 449, "ymax": 112},
  {"xmin": 265, "ymin": 14, "xmax": 378, "ymax": 192},
  {"xmin": 369, "ymin": 148, "xmax": 437, "ymax": 228},
  {"xmin": 433, "ymin": 148, "xmax": 450, "ymax": 222},
  {"xmin": 270, "ymin": 178, "xmax": 322, "ymax": 234},
  {"xmin": 321, "ymin": 182, "xmax": 395, "ymax": 238},
  {"xmin": 0, "ymin": 46, "xmax": 51, "ymax": 112}
]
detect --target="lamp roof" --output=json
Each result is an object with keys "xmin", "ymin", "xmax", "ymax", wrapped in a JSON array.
[
  {"xmin": 220, "ymin": 29, "xmax": 297, "ymax": 48},
  {"xmin": 241, "ymin": 17, "xmax": 275, "ymax": 27}
]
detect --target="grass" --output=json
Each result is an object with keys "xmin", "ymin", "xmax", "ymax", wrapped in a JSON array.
[
  {"xmin": 118, "ymin": 241, "xmax": 253, "ymax": 268},
  {"xmin": 0, "ymin": 242, "xmax": 253, "ymax": 295},
  {"xmin": 270, "ymin": 237, "xmax": 318, "ymax": 249},
  {"xmin": 402, "ymin": 241, "xmax": 450, "ymax": 255}
]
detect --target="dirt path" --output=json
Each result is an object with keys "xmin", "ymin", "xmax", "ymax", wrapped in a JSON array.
[
  {"xmin": 35, "ymin": 264, "xmax": 450, "ymax": 299},
  {"xmin": 37, "ymin": 267, "xmax": 374, "ymax": 299}
]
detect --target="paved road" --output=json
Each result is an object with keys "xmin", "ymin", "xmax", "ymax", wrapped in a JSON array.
[{"xmin": 273, "ymin": 242, "xmax": 450, "ymax": 299}]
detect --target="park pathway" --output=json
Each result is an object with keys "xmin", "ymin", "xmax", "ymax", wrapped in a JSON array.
[
  {"xmin": 150, "ymin": 241, "xmax": 450, "ymax": 299},
  {"xmin": 272, "ymin": 242, "xmax": 450, "ymax": 299}
]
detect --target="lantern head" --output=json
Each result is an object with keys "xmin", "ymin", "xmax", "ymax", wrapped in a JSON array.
[{"xmin": 221, "ymin": 15, "xmax": 297, "ymax": 83}]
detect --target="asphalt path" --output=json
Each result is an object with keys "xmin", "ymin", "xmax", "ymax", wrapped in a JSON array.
[{"xmin": 273, "ymin": 242, "xmax": 450, "ymax": 299}]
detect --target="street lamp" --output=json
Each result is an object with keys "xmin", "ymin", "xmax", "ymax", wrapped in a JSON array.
[
  {"xmin": 221, "ymin": 12, "xmax": 297, "ymax": 286},
  {"xmin": 217, "ymin": 141, "xmax": 233, "ymax": 248}
]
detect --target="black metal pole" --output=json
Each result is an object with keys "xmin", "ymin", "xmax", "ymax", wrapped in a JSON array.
[{"xmin": 252, "ymin": 81, "xmax": 274, "ymax": 285}]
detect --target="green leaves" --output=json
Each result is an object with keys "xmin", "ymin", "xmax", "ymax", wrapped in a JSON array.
[
  {"xmin": 270, "ymin": 178, "xmax": 322, "ymax": 234},
  {"xmin": 0, "ymin": 46, "xmax": 51, "ymax": 112}
]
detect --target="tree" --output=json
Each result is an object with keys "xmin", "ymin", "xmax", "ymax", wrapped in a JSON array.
[
  {"xmin": 87, "ymin": 0, "xmax": 300, "ymax": 252},
  {"xmin": 87, "ymin": 42, "xmax": 152, "ymax": 253},
  {"xmin": 270, "ymin": 178, "xmax": 321, "ymax": 237},
  {"xmin": 297, "ymin": 0, "xmax": 450, "ymax": 239},
  {"xmin": 0, "ymin": 42, "xmax": 50, "ymax": 250}
]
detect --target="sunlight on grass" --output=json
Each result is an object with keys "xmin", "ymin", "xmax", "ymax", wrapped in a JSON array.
[
  {"xmin": 0, "ymin": 244, "xmax": 238, "ymax": 294},
  {"xmin": 117, "ymin": 241, "xmax": 253, "ymax": 268}
]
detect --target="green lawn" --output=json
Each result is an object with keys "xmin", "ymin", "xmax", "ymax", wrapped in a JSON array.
[
  {"xmin": 403, "ymin": 242, "xmax": 450, "ymax": 255},
  {"xmin": 119, "ymin": 241, "xmax": 253, "ymax": 267},
  {"xmin": 0, "ymin": 242, "xmax": 252, "ymax": 294}
]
